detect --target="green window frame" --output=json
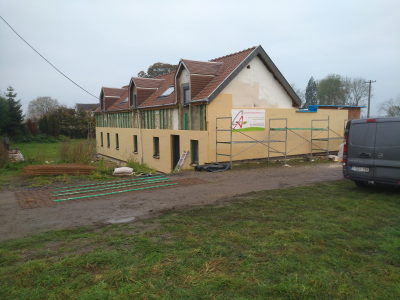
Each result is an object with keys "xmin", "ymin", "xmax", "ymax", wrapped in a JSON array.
[
  {"xmin": 107, "ymin": 133, "xmax": 110, "ymax": 147},
  {"xmin": 191, "ymin": 140, "xmax": 199, "ymax": 164},
  {"xmin": 116, "ymin": 134, "xmax": 119, "ymax": 149},
  {"xmin": 153, "ymin": 137, "xmax": 159, "ymax": 158},
  {"xmin": 133, "ymin": 135, "xmax": 138, "ymax": 153},
  {"xmin": 100, "ymin": 132, "xmax": 103, "ymax": 147}
]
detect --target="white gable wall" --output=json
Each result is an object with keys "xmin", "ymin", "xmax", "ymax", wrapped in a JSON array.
[{"xmin": 221, "ymin": 56, "xmax": 293, "ymax": 108}]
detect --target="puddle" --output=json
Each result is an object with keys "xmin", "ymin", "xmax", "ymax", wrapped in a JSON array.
[{"xmin": 107, "ymin": 216, "xmax": 135, "ymax": 224}]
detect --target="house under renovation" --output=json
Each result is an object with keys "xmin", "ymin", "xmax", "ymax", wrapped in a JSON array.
[{"xmin": 95, "ymin": 45, "xmax": 358, "ymax": 173}]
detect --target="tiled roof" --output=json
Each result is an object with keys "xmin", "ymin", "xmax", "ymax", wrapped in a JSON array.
[
  {"xmin": 182, "ymin": 59, "xmax": 223, "ymax": 75},
  {"xmin": 102, "ymin": 87, "xmax": 127, "ymax": 97},
  {"xmin": 107, "ymin": 90, "xmax": 129, "ymax": 111},
  {"xmin": 193, "ymin": 47, "xmax": 256, "ymax": 100},
  {"xmin": 76, "ymin": 103, "xmax": 99, "ymax": 111},
  {"xmin": 131, "ymin": 77, "xmax": 164, "ymax": 89},
  {"xmin": 139, "ymin": 72, "xmax": 176, "ymax": 108}
]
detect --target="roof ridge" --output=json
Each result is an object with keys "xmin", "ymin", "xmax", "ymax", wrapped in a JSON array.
[
  {"xmin": 102, "ymin": 86, "xmax": 127, "ymax": 90},
  {"xmin": 209, "ymin": 46, "xmax": 256, "ymax": 61},
  {"xmin": 182, "ymin": 59, "xmax": 223, "ymax": 64}
]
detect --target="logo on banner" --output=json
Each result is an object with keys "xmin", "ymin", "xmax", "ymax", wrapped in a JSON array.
[{"xmin": 231, "ymin": 109, "xmax": 265, "ymax": 132}]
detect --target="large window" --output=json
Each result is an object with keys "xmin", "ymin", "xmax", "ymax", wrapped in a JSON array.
[
  {"xmin": 183, "ymin": 86, "xmax": 190, "ymax": 105},
  {"xmin": 133, "ymin": 135, "xmax": 138, "ymax": 153},
  {"xmin": 107, "ymin": 133, "xmax": 110, "ymax": 147},
  {"xmin": 116, "ymin": 134, "xmax": 119, "ymax": 149},
  {"xmin": 153, "ymin": 137, "xmax": 160, "ymax": 158},
  {"xmin": 100, "ymin": 132, "xmax": 103, "ymax": 147},
  {"xmin": 191, "ymin": 140, "xmax": 199, "ymax": 164}
]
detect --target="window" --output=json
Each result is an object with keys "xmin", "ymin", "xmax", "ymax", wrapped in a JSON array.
[
  {"xmin": 100, "ymin": 132, "xmax": 103, "ymax": 147},
  {"xmin": 107, "ymin": 133, "xmax": 110, "ymax": 147},
  {"xmin": 134, "ymin": 94, "xmax": 137, "ymax": 108},
  {"xmin": 115, "ymin": 134, "xmax": 119, "ymax": 149},
  {"xmin": 183, "ymin": 86, "xmax": 190, "ymax": 105},
  {"xmin": 191, "ymin": 140, "xmax": 199, "ymax": 164},
  {"xmin": 156, "ymin": 85, "xmax": 174, "ymax": 100},
  {"xmin": 133, "ymin": 135, "xmax": 138, "ymax": 153},
  {"xmin": 120, "ymin": 97, "xmax": 128, "ymax": 105},
  {"xmin": 153, "ymin": 137, "xmax": 160, "ymax": 158}
]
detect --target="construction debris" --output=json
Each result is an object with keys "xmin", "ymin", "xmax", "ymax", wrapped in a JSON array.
[{"xmin": 22, "ymin": 164, "xmax": 96, "ymax": 176}]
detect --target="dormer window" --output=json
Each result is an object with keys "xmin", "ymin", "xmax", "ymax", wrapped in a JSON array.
[
  {"xmin": 120, "ymin": 97, "xmax": 128, "ymax": 105},
  {"xmin": 156, "ymin": 85, "xmax": 174, "ymax": 100},
  {"xmin": 183, "ymin": 86, "xmax": 190, "ymax": 105}
]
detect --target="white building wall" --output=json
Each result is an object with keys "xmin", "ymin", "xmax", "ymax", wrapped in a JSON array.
[{"xmin": 222, "ymin": 56, "xmax": 293, "ymax": 108}]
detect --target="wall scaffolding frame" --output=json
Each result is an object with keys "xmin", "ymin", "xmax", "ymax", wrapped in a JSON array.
[{"xmin": 215, "ymin": 116, "xmax": 345, "ymax": 169}]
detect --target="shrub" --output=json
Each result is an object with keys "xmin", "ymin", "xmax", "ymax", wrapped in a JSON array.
[
  {"xmin": 96, "ymin": 157, "xmax": 113, "ymax": 175},
  {"xmin": 59, "ymin": 141, "xmax": 91, "ymax": 164},
  {"xmin": 27, "ymin": 119, "xmax": 38, "ymax": 136},
  {"xmin": 0, "ymin": 144, "xmax": 9, "ymax": 169}
]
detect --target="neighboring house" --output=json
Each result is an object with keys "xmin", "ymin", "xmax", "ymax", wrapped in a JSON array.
[
  {"xmin": 76, "ymin": 103, "xmax": 100, "ymax": 112},
  {"xmin": 95, "ymin": 45, "xmax": 349, "ymax": 173}
]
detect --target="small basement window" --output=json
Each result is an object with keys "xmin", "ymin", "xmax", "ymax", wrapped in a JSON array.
[
  {"xmin": 153, "ymin": 137, "xmax": 160, "ymax": 158},
  {"xmin": 156, "ymin": 85, "xmax": 174, "ymax": 100},
  {"xmin": 107, "ymin": 133, "xmax": 110, "ymax": 147},
  {"xmin": 101, "ymin": 132, "xmax": 103, "ymax": 147},
  {"xmin": 116, "ymin": 134, "xmax": 119, "ymax": 149},
  {"xmin": 133, "ymin": 135, "xmax": 138, "ymax": 153},
  {"xmin": 191, "ymin": 140, "xmax": 199, "ymax": 164}
]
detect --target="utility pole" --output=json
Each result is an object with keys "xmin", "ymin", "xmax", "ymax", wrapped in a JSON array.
[{"xmin": 364, "ymin": 80, "xmax": 376, "ymax": 118}]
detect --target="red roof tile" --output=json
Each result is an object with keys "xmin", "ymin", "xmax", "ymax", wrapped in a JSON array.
[
  {"xmin": 193, "ymin": 47, "xmax": 256, "ymax": 100},
  {"xmin": 139, "ymin": 72, "xmax": 176, "ymax": 108},
  {"xmin": 102, "ymin": 87, "xmax": 127, "ymax": 97},
  {"xmin": 182, "ymin": 59, "xmax": 223, "ymax": 75},
  {"xmin": 107, "ymin": 90, "xmax": 129, "ymax": 111},
  {"xmin": 131, "ymin": 77, "xmax": 164, "ymax": 89}
]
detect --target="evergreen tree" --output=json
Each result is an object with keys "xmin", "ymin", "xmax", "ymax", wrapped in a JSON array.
[
  {"xmin": 0, "ymin": 95, "xmax": 10, "ymax": 135},
  {"xmin": 303, "ymin": 77, "xmax": 317, "ymax": 108},
  {"xmin": 3, "ymin": 86, "xmax": 24, "ymax": 136}
]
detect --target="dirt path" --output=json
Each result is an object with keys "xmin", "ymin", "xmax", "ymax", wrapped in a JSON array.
[{"xmin": 0, "ymin": 163, "xmax": 343, "ymax": 241}]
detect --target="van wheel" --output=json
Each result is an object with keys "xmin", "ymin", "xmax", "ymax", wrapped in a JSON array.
[{"xmin": 354, "ymin": 180, "xmax": 368, "ymax": 187}]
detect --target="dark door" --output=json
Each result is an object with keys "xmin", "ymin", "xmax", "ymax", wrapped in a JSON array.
[
  {"xmin": 373, "ymin": 120, "xmax": 400, "ymax": 180},
  {"xmin": 172, "ymin": 135, "xmax": 180, "ymax": 170},
  {"xmin": 347, "ymin": 121, "xmax": 377, "ymax": 180}
]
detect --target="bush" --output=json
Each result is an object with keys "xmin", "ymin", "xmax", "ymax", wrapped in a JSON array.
[
  {"xmin": 0, "ymin": 144, "xmax": 9, "ymax": 169},
  {"xmin": 126, "ymin": 158, "xmax": 156, "ymax": 174},
  {"xmin": 96, "ymin": 157, "xmax": 113, "ymax": 175},
  {"xmin": 59, "ymin": 141, "xmax": 91, "ymax": 164},
  {"xmin": 13, "ymin": 134, "xmax": 60, "ymax": 144}
]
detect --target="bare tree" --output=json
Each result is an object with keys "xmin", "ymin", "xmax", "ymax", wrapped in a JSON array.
[
  {"xmin": 290, "ymin": 84, "xmax": 305, "ymax": 106},
  {"xmin": 378, "ymin": 94, "xmax": 400, "ymax": 117},
  {"xmin": 346, "ymin": 77, "xmax": 370, "ymax": 106},
  {"xmin": 28, "ymin": 96, "xmax": 59, "ymax": 121}
]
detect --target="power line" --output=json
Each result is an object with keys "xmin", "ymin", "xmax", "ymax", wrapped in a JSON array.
[{"xmin": 0, "ymin": 15, "xmax": 99, "ymax": 100}]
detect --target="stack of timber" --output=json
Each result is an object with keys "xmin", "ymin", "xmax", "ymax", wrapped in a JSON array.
[{"xmin": 23, "ymin": 164, "xmax": 96, "ymax": 176}]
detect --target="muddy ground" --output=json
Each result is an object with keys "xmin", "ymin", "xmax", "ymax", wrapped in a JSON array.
[{"xmin": 0, "ymin": 163, "xmax": 343, "ymax": 241}]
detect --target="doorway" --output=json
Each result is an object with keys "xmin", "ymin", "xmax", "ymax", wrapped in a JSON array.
[{"xmin": 171, "ymin": 135, "xmax": 180, "ymax": 170}]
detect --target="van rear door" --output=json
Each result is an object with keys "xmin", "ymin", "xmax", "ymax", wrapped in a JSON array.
[
  {"xmin": 347, "ymin": 120, "xmax": 376, "ymax": 180},
  {"xmin": 373, "ymin": 119, "xmax": 400, "ymax": 180}
]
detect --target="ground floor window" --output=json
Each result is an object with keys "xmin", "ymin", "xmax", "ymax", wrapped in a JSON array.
[
  {"xmin": 100, "ymin": 132, "xmax": 103, "ymax": 147},
  {"xmin": 153, "ymin": 137, "xmax": 160, "ymax": 158},
  {"xmin": 107, "ymin": 133, "xmax": 110, "ymax": 147},
  {"xmin": 191, "ymin": 140, "xmax": 199, "ymax": 164},
  {"xmin": 133, "ymin": 135, "xmax": 138, "ymax": 153},
  {"xmin": 116, "ymin": 134, "xmax": 119, "ymax": 149}
]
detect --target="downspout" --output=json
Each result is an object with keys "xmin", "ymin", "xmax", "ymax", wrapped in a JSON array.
[{"xmin": 137, "ymin": 109, "xmax": 144, "ymax": 164}]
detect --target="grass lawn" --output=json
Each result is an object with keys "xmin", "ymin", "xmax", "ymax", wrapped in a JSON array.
[{"xmin": 0, "ymin": 180, "xmax": 399, "ymax": 299}]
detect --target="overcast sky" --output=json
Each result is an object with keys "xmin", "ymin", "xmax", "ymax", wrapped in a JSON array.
[{"xmin": 1, "ymin": 0, "xmax": 399, "ymax": 117}]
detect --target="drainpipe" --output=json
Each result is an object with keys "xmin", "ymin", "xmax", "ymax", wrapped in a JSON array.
[{"xmin": 137, "ymin": 109, "xmax": 144, "ymax": 164}]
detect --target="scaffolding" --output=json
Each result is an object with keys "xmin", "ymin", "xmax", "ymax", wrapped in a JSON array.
[{"xmin": 215, "ymin": 116, "xmax": 345, "ymax": 169}]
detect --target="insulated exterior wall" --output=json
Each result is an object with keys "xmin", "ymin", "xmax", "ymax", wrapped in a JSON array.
[
  {"xmin": 95, "ymin": 127, "xmax": 208, "ymax": 173},
  {"xmin": 206, "ymin": 93, "xmax": 348, "ymax": 163},
  {"xmin": 222, "ymin": 56, "xmax": 293, "ymax": 109}
]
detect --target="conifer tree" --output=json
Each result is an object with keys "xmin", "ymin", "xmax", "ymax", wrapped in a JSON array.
[
  {"xmin": 3, "ymin": 86, "xmax": 24, "ymax": 136},
  {"xmin": 303, "ymin": 77, "xmax": 317, "ymax": 108}
]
